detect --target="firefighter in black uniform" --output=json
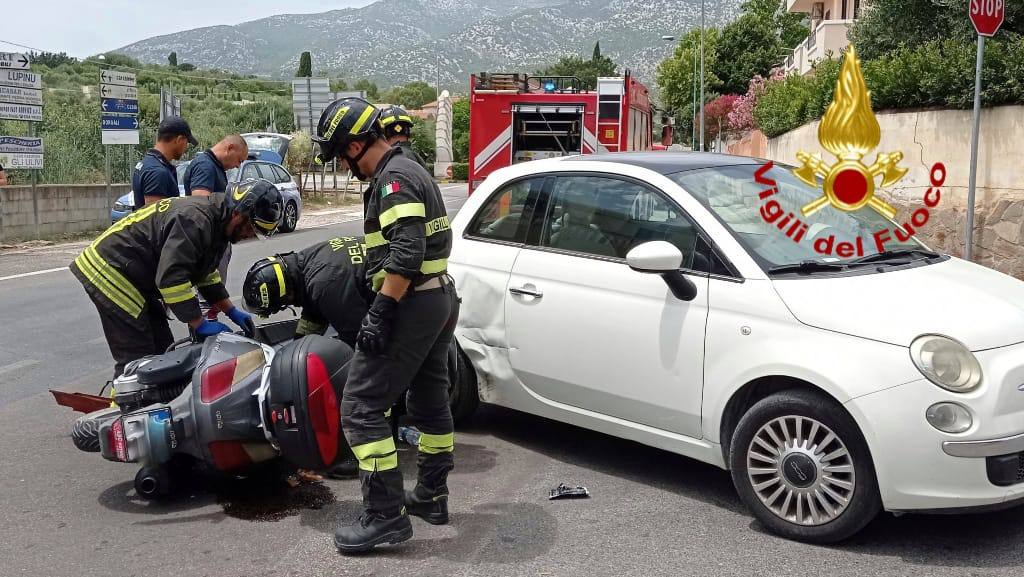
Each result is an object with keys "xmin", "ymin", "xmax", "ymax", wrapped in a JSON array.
[
  {"xmin": 379, "ymin": 105, "xmax": 428, "ymax": 170},
  {"xmin": 312, "ymin": 97, "xmax": 458, "ymax": 554},
  {"xmin": 71, "ymin": 178, "xmax": 283, "ymax": 378}
]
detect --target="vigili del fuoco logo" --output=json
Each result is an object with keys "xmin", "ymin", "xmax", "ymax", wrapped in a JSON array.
[{"xmin": 755, "ymin": 46, "xmax": 947, "ymax": 257}]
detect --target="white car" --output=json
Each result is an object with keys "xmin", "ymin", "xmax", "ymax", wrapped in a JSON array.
[{"xmin": 448, "ymin": 152, "xmax": 1024, "ymax": 543}]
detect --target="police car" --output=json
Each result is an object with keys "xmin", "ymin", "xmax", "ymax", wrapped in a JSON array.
[{"xmin": 448, "ymin": 152, "xmax": 1024, "ymax": 543}]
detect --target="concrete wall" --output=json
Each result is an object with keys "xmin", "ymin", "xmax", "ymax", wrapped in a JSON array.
[
  {"xmin": 760, "ymin": 105, "xmax": 1024, "ymax": 278},
  {"xmin": 1, "ymin": 184, "xmax": 128, "ymax": 241}
]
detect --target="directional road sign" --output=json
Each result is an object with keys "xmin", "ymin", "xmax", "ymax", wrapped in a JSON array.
[
  {"xmin": 100, "ymin": 83, "xmax": 138, "ymax": 100},
  {"xmin": 101, "ymin": 98, "xmax": 139, "ymax": 115},
  {"xmin": 0, "ymin": 103, "xmax": 43, "ymax": 122},
  {"xmin": 1, "ymin": 69, "xmax": 41, "ymax": 90},
  {"xmin": 101, "ymin": 115, "xmax": 139, "ymax": 130},
  {"xmin": 102, "ymin": 131, "xmax": 139, "ymax": 145},
  {"xmin": 0, "ymin": 85, "xmax": 42, "ymax": 106},
  {"xmin": 0, "ymin": 52, "xmax": 30, "ymax": 70},
  {"xmin": 0, "ymin": 136, "xmax": 44, "ymax": 170},
  {"xmin": 100, "ymin": 70, "xmax": 136, "ymax": 87}
]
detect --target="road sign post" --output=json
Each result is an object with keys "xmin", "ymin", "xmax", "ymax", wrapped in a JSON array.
[{"xmin": 965, "ymin": 0, "xmax": 1005, "ymax": 261}]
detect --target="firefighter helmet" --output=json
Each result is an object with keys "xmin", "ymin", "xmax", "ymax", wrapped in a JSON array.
[
  {"xmin": 379, "ymin": 105, "xmax": 415, "ymax": 139},
  {"xmin": 242, "ymin": 255, "xmax": 294, "ymax": 316},
  {"xmin": 311, "ymin": 97, "xmax": 383, "ymax": 165},
  {"xmin": 226, "ymin": 178, "xmax": 283, "ymax": 237}
]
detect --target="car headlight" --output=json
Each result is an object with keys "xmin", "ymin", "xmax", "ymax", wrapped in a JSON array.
[
  {"xmin": 113, "ymin": 202, "xmax": 128, "ymax": 212},
  {"xmin": 910, "ymin": 334, "xmax": 983, "ymax": 393}
]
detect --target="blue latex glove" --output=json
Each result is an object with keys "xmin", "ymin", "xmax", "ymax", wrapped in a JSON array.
[
  {"xmin": 225, "ymin": 306, "xmax": 256, "ymax": 338},
  {"xmin": 195, "ymin": 320, "xmax": 232, "ymax": 340}
]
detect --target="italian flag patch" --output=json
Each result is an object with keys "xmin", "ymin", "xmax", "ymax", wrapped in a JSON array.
[{"xmin": 381, "ymin": 181, "xmax": 400, "ymax": 197}]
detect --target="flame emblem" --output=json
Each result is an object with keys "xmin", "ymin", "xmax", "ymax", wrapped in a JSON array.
[{"xmin": 794, "ymin": 46, "xmax": 907, "ymax": 219}]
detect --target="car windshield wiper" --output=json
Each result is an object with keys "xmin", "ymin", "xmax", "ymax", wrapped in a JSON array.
[
  {"xmin": 847, "ymin": 249, "xmax": 942, "ymax": 265},
  {"xmin": 768, "ymin": 260, "xmax": 848, "ymax": 275}
]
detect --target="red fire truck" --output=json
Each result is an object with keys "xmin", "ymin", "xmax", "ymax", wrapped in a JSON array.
[{"xmin": 468, "ymin": 72, "xmax": 658, "ymax": 193}]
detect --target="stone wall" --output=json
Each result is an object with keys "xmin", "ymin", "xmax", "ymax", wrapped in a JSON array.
[
  {"xmin": 759, "ymin": 105, "xmax": 1024, "ymax": 278},
  {"xmin": 1, "ymin": 184, "xmax": 128, "ymax": 241}
]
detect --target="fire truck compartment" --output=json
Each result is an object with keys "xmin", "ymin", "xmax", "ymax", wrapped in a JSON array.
[{"xmin": 512, "ymin": 104, "xmax": 584, "ymax": 163}]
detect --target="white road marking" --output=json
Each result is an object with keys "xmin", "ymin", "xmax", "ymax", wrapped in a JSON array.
[
  {"xmin": 0, "ymin": 359, "xmax": 40, "ymax": 376},
  {"xmin": 0, "ymin": 267, "xmax": 68, "ymax": 283}
]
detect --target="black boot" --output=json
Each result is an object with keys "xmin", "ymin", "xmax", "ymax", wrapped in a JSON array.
[
  {"xmin": 404, "ymin": 485, "xmax": 449, "ymax": 525},
  {"xmin": 325, "ymin": 457, "xmax": 359, "ymax": 479},
  {"xmin": 333, "ymin": 510, "xmax": 413, "ymax": 554}
]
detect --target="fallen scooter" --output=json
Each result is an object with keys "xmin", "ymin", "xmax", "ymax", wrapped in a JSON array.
[{"xmin": 56, "ymin": 320, "xmax": 353, "ymax": 499}]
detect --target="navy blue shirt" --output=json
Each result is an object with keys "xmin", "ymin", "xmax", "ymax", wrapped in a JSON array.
[
  {"xmin": 131, "ymin": 149, "xmax": 177, "ymax": 209},
  {"xmin": 183, "ymin": 149, "xmax": 228, "ymax": 196}
]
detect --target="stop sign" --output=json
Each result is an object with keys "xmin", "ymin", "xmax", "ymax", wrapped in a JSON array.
[{"xmin": 970, "ymin": 0, "xmax": 1005, "ymax": 37}]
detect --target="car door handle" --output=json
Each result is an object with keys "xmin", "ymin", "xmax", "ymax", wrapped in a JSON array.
[{"xmin": 509, "ymin": 286, "xmax": 543, "ymax": 298}]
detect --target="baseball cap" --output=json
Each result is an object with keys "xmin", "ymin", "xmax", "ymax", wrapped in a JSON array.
[{"xmin": 157, "ymin": 116, "xmax": 198, "ymax": 146}]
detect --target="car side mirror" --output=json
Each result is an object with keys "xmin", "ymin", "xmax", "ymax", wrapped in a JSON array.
[{"xmin": 626, "ymin": 241, "xmax": 698, "ymax": 302}]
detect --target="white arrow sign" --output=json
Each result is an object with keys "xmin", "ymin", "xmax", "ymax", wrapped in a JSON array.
[
  {"xmin": 0, "ymin": 70, "xmax": 41, "ymax": 90},
  {"xmin": 0, "ymin": 52, "xmax": 30, "ymax": 70},
  {"xmin": 100, "ymin": 70, "xmax": 136, "ymax": 87},
  {"xmin": 100, "ymin": 84, "xmax": 138, "ymax": 99}
]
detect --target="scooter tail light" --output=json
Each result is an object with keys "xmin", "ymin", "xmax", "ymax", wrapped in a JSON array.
[
  {"xmin": 305, "ymin": 353, "xmax": 339, "ymax": 465},
  {"xmin": 201, "ymin": 358, "xmax": 238, "ymax": 403},
  {"xmin": 208, "ymin": 441, "xmax": 252, "ymax": 471},
  {"xmin": 109, "ymin": 418, "xmax": 128, "ymax": 462}
]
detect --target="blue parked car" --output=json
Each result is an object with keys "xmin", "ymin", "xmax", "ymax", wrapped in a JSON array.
[{"xmin": 112, "ymin": 133, "xmax": 302, "ymax": 233}]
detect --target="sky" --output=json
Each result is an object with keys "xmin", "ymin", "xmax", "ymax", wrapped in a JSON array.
[{"xmin": 2, "ymin": 0, "xmax": 373, "ymax": 58}]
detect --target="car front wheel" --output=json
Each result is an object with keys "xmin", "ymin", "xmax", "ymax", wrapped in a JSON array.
[{"xmin": 729, "ymin": 389, "xmax": 881, "ymax": 543}]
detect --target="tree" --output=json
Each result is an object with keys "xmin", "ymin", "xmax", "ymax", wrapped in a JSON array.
[
  {"xmin": 383, "ymin": 81, "xmax": 436, "ymax": 109},
  {"xmin": 29, "ymin": 51, "xmax": 75, "ymax": 67},
  {"xmin": 656, "ymin": 28, "xmax": 722, "ymax": 145},
  {"xmin": 849, "ymin": 0, "xmax": 1024, "ymax": 60},
  {"xmin": 168, "ymin": 52, "xmax": 178, "ymax": 67},
  {"xmin": 538, "ymin": 48, "xmax": 618, "ymax": 91},
  {"xmin": 714, "ymin": 0, "xmax": 808, "ymax": 95},
  {"xmin": 704, "ymin": 94, "xmax": 741, "ymax": 144},
  {"xmin": 353, "ymin": 79, "xmax": 380, "ymax": 101},
  {"xmin": 452, "ymin": 98, "xmax": 469, "ymax": 162},
  {"xmin": 330, "ymin": 78, "xmax": 348, "ymax": 92},
  {"xmin": 297, "ymin": 52, "xmax": 312, "ymax": 77}
]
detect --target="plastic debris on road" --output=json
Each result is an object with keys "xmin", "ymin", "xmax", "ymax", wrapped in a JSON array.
[{"xmin": 548, "ymin": 483, "xmax": 590, "ymax": 500}]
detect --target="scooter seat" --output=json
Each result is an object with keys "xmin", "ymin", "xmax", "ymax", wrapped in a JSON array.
[{"xmin": 136, "ymin": 345, "xmax": 203, "ymax": 387}]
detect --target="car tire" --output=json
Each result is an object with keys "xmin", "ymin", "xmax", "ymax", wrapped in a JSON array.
[
  {"xmin": 448, "ymin": 342, "xmax": 479, "ymax": 425},
  {"xmin": 729, "ymin": 389, "xmax": 881, "ymax": 543},
  {"xmin": 280, "ymin": 201, "xmax": 298, "ymax": 233}
]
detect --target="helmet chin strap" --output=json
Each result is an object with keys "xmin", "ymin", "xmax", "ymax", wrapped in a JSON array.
[{"xmin": 342, "ymin": 139, "xmax": 373, "ymax": 181}]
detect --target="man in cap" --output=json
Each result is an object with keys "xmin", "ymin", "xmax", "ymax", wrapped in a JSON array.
[{"xmin": 131, "ymin": 116, "xmax": 196, "ymax": 209}]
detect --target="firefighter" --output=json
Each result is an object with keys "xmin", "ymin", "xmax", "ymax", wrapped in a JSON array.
[
  {"xmin": 379, "ymin": 105, "xmax": 428, "ymax": 170},
  {"xmin": 71, "ymin": 178, "xmax": 282, "ymax": 378},
  {"xmin": 242, "ymin": 235, "xmax": 373, "ymax": 479},
  {"xmin": 312, "ymin": 97, "xmax": 458, "ymax": 554}
]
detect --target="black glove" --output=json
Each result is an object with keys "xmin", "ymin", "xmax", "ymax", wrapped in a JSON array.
[{"xmin": 356, "ymin": 294, "xmax": 399, "ymax": 355}]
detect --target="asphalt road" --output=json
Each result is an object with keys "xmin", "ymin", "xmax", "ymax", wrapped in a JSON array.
[{"xmin": 2, "ymin": 184, "xmax": 1024, "ymax": 577}]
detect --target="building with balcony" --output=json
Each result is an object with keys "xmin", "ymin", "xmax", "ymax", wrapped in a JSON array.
[{"xmin": 783, "ymin": 0, "xmax": 862, "ymax": 75}]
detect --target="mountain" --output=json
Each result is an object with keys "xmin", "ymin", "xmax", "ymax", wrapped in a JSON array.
[{"xmin": 115, "ymin": 0, "xmax": 742, "ymax": 91}]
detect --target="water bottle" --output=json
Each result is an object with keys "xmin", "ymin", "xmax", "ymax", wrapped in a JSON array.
[{"xmin": 398, "ymin": 426, "xmax": 420, "ymax": 446}]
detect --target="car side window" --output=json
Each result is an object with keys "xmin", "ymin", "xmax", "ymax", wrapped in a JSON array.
[
  {"xmin": 241, "ymin": 164, "xmax": 260, "ymax": 180},
  {"xmin": 271, "ymin": 165, "xmax": 291, "ymax": 184},
  {"xmin": 542, "ymin": 175, "xmax": 701, "ymax": 269},
  {"xmin": 465, "ymin": 177, "xmax": 546, "ymax": 244}
]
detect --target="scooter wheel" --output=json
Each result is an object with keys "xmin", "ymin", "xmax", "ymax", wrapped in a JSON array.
[
  {"xmin": 71, "ymin": 407, "xmax": 120, "ymax": 453},
  {"xmin": 134, "ymin": 466, "xmax": 173, "ymax": 500}
]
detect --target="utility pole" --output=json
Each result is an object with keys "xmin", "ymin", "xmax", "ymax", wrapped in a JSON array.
[
  {"xmin": 699, "ymin": 0, "xmax": 706, "ymax": 152},
  {"xmin": 692, "ymin": 49, "xmax": 698, "ymax": 150}
]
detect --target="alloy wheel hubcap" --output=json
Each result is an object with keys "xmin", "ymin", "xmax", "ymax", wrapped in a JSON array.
[
  {"xmin": 746, "ymin": 415, "xmax": 856, "ymax": 526},
  {"xmin": 286, "ymin": 204, "xmax": 297, "ymax": 227}
]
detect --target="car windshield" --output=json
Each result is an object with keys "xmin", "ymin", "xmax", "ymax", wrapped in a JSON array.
[
  {"xmin": 175, "ymin": 161, "xmax": 190, "ymax": 181},
  {"xmin": 243, "ymin": 134, "xmax": 288, "ymax": 154},
  {"xmin": 668, "ymin": 164, "xmax": 923, "ymax": 269}
]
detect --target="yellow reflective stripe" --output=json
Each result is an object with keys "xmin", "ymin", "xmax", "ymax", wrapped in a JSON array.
[
  {"xmin": 351, "ymin": 437, "xmax": 399, "ymax": 472},
  {"xmin": 379, "ymin": 202, "xmax": 426, "ymax": 228},
  {"xmin": 160, "ymin": 281, "xmax": 192, "ymax": 295},
  {"xmin": 74, "ymin": 253, "xmax": 143, "ymax": 318},
  {"xmin": 82, "ymin": 247, "xmax": 146, "ymax": 311},
  {"xmin": 365, "ymin": 231, "xmax": 387, "ymax": 249},
  {"xmin": 254, "ymin": 218, "xmax": 277, "ymax": 232},
  {"xmin": 371, "ymin": 269, "xmax": 387, "ymax": 292},
  {"xmin": 349, "ymin": 105, "xmax": 376, "ymax": 135},
  {"xmin": 94, "ymin": 200, "xmax": 162, "ymax": 245},
  {"xmin": 323, "ymin": 106, "xmax": 350, "ymax": 141},
  {"xmin": 266, "ymin": 257, "xmax": 288, "ymax": 297},
  {"xmin": 160, "ymin": 280, "xmax": 195, "ymax": 304},
  {"xmin": 420, "ymin": 258, "xmax": 448, "ymax": 275},
  {"xmin": 417, "ymin": 432, "xmax": 454, "ymax": 455},
  {"xmin": 425, "ymin": 215, "xmax": 450, "ymax": 237},
  {"xmin": 197, "ymin": 270, "xmax": 222, "ymax": 288},
  {"xmin": 398, "ymin": 115, "xmax": 413, "ymax": 123}
]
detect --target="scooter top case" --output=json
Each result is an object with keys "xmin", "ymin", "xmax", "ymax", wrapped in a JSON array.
[{"xmin": 267, "ymin": 335, "xmax": 353, "ymax": 470}]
